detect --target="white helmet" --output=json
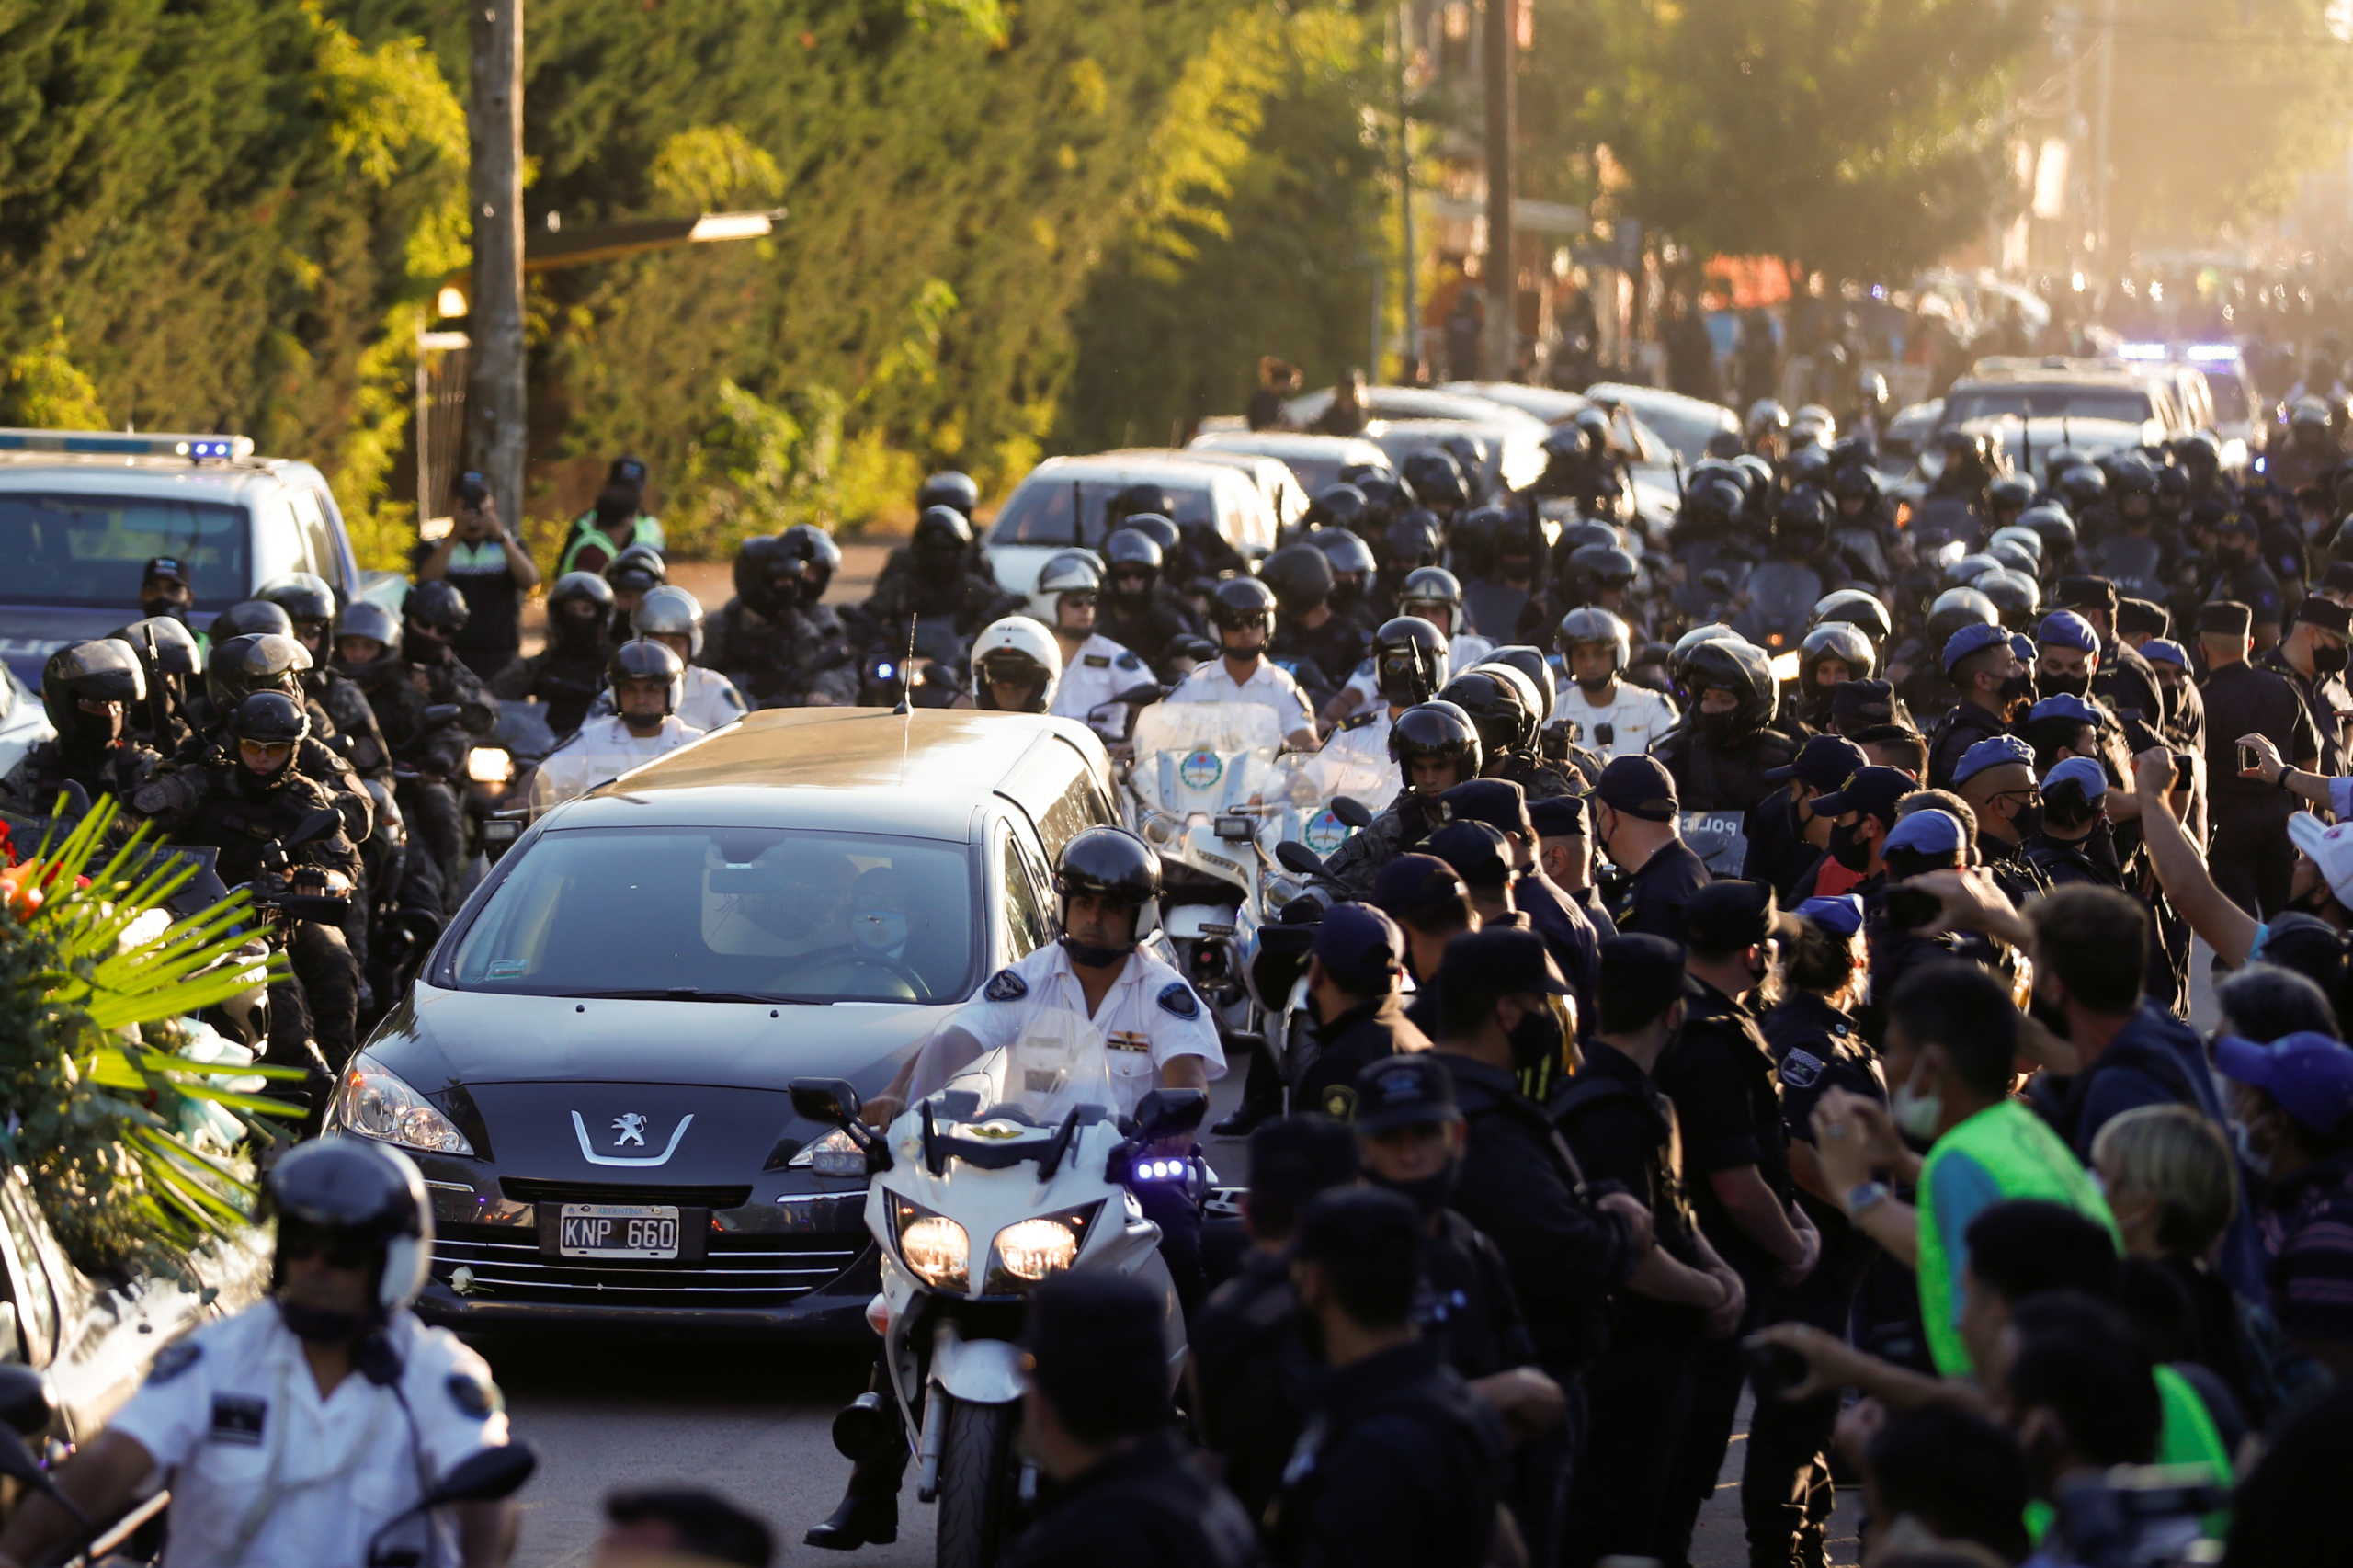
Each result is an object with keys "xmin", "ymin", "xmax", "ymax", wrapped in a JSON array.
[
  {"xmin": 972, "ymin": 616, "xmax": 1063, "ymax": 713},
  {"xmin": 632, "ymin": 584, "xmax": 706, "ymax": 658}
]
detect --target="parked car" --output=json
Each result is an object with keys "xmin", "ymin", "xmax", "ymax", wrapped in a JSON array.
[
  {"xmin": 1279, "ymin": 384, "xmax": 1549, "ymax": 434},
  {"xmin": 0, "ymin": 666, "xmax": 51, "ymax": 785},
  {"xmin": 330, "ymin": 708, "xmax": 1125, "ymax": 1337},
  {"xmin": 0, "ymin": 429, "xmax": 372, "ymax": 692},
  {"xmin": 984, "ymin": 452, "xmax": 1279, "ymax": 609},
  {"xmin": 1583, "ymin": 383, "xmax": 1742, "ymax": 466},
  {"xmin": 1184, "ymin": 431, "xmax": 1394, "ymax": 498}
]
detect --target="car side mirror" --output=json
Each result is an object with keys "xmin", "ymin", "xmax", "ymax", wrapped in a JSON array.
[
  {"xmin": 1329, "ymin": 796, "xmax": 1373, "ymax": 831},
  {"xmin": 0, "ymin": 1363, "xmax": 54, "ymax": 1438},
  {"xmin": 790, "ymin": 1077, "xmax": 861, "ymax": 1129},
  {"xmin": 1131, "ymin": 1087, "xmax": 1207, "ymax": 1142},
  {"xmin": 1274, "ymin": 841, "xmax": 1324, "ymax": 878}
]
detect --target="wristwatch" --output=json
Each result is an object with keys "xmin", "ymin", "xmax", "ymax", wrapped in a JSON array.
[{"xmin": 1844, "ymin": 1180, "xmax": 1893, "ymax": 1219}]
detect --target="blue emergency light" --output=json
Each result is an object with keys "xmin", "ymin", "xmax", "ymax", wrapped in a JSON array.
[
  {"xmin": 2115, "ymin": 342, "xmax": 2168, "ymax": 361},
  {"xmin": 2185, "ymin": 343, "xmax": 2241, "ymax": 364},
  {"xmin": 0, "ymin": 428, "xmax": 254, "ymax": 462}
]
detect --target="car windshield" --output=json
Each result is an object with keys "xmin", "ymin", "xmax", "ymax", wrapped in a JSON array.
[
  {"xmin": 0, "ymin": 494, "xmax": 247, "ymax": 609},
  {"xmin": 448, "ymin": 825, "xmax": 980, "ymax": 1005},
  {"xmin": 2205, "ymin": 375, "xmax": 2251, "ymax": 422},
  {"xmin": 989, "ymin": 476, "xmax": 1218, "ymax": 548},
  {"xmin": 1943, "ymin": 386, "xmax": 2154, "ymax": 425}
]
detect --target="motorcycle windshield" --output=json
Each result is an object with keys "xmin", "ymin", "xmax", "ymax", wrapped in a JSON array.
[
  {"xmin": 1256, "ymin": 748, "xmax": 1389, "ymax": 862},
  {"xmin": 1130, "ymin": 702, "xmax": 1285, "ymax": 819},
  {"xmin": 906, "ymin": 1006, "xmax": 1120, "ymax": 1127}
]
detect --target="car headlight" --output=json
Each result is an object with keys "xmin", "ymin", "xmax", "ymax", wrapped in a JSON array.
[
  {"xmin": 788, "ymin": 1127, "xmax": 867, "ymax": 1177},
  {"xmin": 985, "ymin": 1202, "xmax": 1101, "ymax": 1292},
  {"xmin": 327, "ymin": 1054, "xmax": 475, "ymax": 1156},
  {"xmin": 890, "ymin": 1196, "xmax": 969, "ymax": 1290},
  {"xmin": 466, "ymin": 746, "xmax": 514, "ymax": 784}
]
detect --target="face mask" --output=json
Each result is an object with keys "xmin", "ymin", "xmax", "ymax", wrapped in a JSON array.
[
  {"xmin": 1695, "ymin": 707, "xmax": 1744, "ymax": 744},
  {"xmin": 1997, "ymin": 670, "xmax": 2038, "ymax": 709},
  {"xmin": 141, "ymin": 597, "xmax": 188, "ymax": 623},
  {"xmin": 1367, "ymin": 1158, "xmax": 1462, "ymax": 1217},
  {"xmin": 277, "ymin": 1296, "xmax": 366, "ymax": 1345},
  {"xmin": 2040, "ymin": 671, "xmax": 2089, "ymax": 699},
  {"xmin": 2316, "ymin": 643, "xmax": 2350, "ymax": 675},
  {"xmin": 1827, "ymin": 820, "xmax": 1873, "ymax": 873},
  {"xmin": 1891, "ymin": 1075, "xmax": 1942, "ymax": 1142},
  {"xmin": 2008, "ymin": 801, "xmax": 2046, "ymax": 841},
  {"xmin": 2234, "ymin": 1120, "xmax": 2273, "ymax": 1181}
]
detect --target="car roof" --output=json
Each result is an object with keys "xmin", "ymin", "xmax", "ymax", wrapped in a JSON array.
[
  {"xmin": 0, "ymin": 453, "xmax": 324, "ymax": 502},
  {"xmin": 545, "ymin": 708, "xmax": 1109, "ymax": 837},
  {"xmin": 1439, "ymin": 381, "xmax": 1589, "ymax": 421},
  {"xmin": 1585, "ymin": 383, "xmax": 1740, "ymax": 426},
  {"xmin": 1188, "ymin": 431, "xmax": 1392, "ymax": 465},
  {"xmin": 1017, "ymin": 452, "xmax": 1244, "ymax": 492},
  {"xmin": 1956, "ymin": 358, "xmax": 2151, "ymax": 390}
]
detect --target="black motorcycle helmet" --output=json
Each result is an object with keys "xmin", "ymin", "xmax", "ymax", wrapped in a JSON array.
[
  {"xmin": 1259, "ymin": 544, "xmax": 1336, "ymax": 615},
  {"xmin": 112, "ymin": 614, "xmax": 202, "ymax": 704},
  {"xmin": 1783, "ymin": 444, "xmax": 1833, "ymax": 492},
  {"xmin": 1382, "ymin": 513, "xmax": 1444, "ymax": 576},
  {"xmin": 2153, "ymin": 465, "xmax": 2188, "ymax": 514},
  {"xmin": 1831, "ymin": 463, "xmax": 1882, "ymax": 511},
  {"xmin": 1483, "ymin": 647, "xmax": 1557, "ymax": 729},
  {"xmin": 1108, "ymin": 485, "xmax": 1176, "ymax": 532},
  {"xmin": 606, "ymin": 541, "xmax": 667, "ymax": 597},
  {"xmin": 546, "ymin": 571, "xmax": 616, "ymax": 652},
  {"xmin": 2175, "ymin": 434, "xmax": 2221, "ymax": 481},
  {"xmin": 733, "ymin": 535, "xmax": 785, "ymax": 618},
  {"xmin": 1555, "ymin": 606, "xmax": 1632, "ymax": 672},
  {"xmin": 1569, "ymin": 543, "xmax": 1641, "ymax": 597},
  {"xmin": 227, "ymin": 689, "xmax": 311, "ymax": 789},
  {"xmin": 1120, "ymin": 512, "xmax": 1182, "ymax": 559},
  {"xmin": 1438, "ymin": 668, "xmax": 1534, "ymax": 760},
  {"xmin": 1398, "ymin": 565, "xmax": 1464, "ymax": 633},
  {"xmin": 2109, "ymin": 454, "xmax": 2159, "ymax": 502},
  {"xmin": 1450, "ymin": 506, "xmax": 1506, "ymax": 574},
  {"xmin": 1558, "ymin": 518, "xmax": 1621, "ymax": 556},
  {"xmin": 1924, "ymin": 586, "xmax": 2001, "ymax": 653},
  {"xmin": 1056, "ymin": 826, "xmax": 1162, "ymax": 954},
  {"xmin": 1305, "ymin": 527, "xmax": 1378, "ymax": 582},
  {"xmin": 206, "ymin": 632, "xmax": 312, "ymax": 712},
  {"xmin": 1986, "ymin": 475, "xmax": 2035, "ymax": 517},
  {"xmin": 913, "ymin": 506, "xmax": 973, "ymax": 567},
  {"xmin": 1800, "ymin": 622, "xmax": 1876, "ymax": 691},
  {"xmin": 608, "ymin": 637, "xmax": 685, "ymax": 717},
  {"xmin": 333, "ymin": 601, "xmax": 404, "ymax": 686},
  {"xmin": 1371, "ymin": 616, "xmax": 1449, "ymax": 708},
  {"xmin": 1946, "ymin": 551, "xmax": 2004, "ymax": 589},
  {"xmin": 1208, "ymin": 576, "xmax": 1278, "ymax": 641},
  {"xmin": 1313, "ymin": 483, "xmax": 1370, "ymax": 532},
  {"xmin": 1402, "ymin": 451, "xmax": 1469, "ymax": 513},
  {"xmin": 1679, "ymin": 472, "xmax": 1746, "ymax": 534},
  {"xmin": 1810, "ymin": 589, "xmax": 1893, "ymax": 648},
  {"xmin": 917, "ymin": 470, "xmax": 981, "ymax": 520},
  {"xmin": 1682, "ymin": 638, "xmax": 1778, "ymax": 734},
  {"xmin": 1355, "ymin": 474, "xmax": 1409, "ymax": 528},
  {"xmin": 1103, "ymin": 528, "xmax": 1165, "ymax": 601},
  {"xmin": 403, "ymin": 578, "xmax": 471, "ymax": 645},
  {"xmin": 2020, "ymin": 503, "xmax": 2079, "ymax": 567},
  {"xmin": 211, "ymin": 599, "xmax": 295, "ymax": 642},
  {"xmin": 263, "ymin": 1137, "xmax": 431, "ymax": 1333},
  {"xmin": 778, "ymin": 524, "xmax": 843, "ymax": 604},
  {"xmin": 40, "ymin": 639, "xmax": 146, "ymax": 740},
  {"xmin": 1388, "ymin": 701, "xmax": 1483, "ymax": 790},
  {"xmin": 1974, "ymin": 568, "xmax": 2040, "ymax": 629},
  {"xmin": 255, "ymin": 573, "xmax": 338, "ymax": 647},
  {"xmin": 2054, "ymin": 464, "xmax": 2108, "ymax": 516},
  {"xmin": 1773, "ymin": 487, "xmax": 1832, "ymax": 546},
  {"xmin": 1667, "ymin": 623, "xmax": 1741, "ymax": 700},
  {"xmin": 1984, "ymin": 539, "xmax": 2039, "ymax": 579}
]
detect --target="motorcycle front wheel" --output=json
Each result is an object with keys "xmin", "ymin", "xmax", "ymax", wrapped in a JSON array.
[{"xmin": 934, "ymin": 1396, "xmax": 1021, "ymax": 1568}]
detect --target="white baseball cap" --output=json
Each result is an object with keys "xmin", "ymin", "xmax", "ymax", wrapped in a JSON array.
[{"xmin": 2287, "ymin": 812, "xmax": 2353, "ymax": 907}]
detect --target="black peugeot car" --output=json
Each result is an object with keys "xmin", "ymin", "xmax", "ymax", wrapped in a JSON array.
[{"xmin": 326, "ymin": 708, "xmax": 1120, "ymax": 1336}]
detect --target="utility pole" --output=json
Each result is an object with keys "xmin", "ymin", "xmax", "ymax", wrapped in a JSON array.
[
  {"xmin": 2091, "ymin": 0, "xmax": 2116, "ymax": 271},
  {"xmin": 1395, "ymin": 2, "xmax": 1420, "ymax": 381},
  {"xmin": 1482, "ymin": 0, "xmax": 1515, "ymax": 381},
  {"xmin": 466, "ymin": 0, "xmax": 527, "ymax": 534}
]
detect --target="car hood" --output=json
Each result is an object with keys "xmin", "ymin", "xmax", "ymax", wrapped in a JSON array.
[{"xmin": 0, "ymin": 605, "xmax": 141, "ymax": 691}]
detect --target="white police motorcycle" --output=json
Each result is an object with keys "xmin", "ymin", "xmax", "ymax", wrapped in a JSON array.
[{"xmin": 791, "ymin": 1007, "xmax": 1203, "ymax": 1568}]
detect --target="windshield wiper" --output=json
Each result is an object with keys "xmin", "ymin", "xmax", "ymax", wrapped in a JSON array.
[{"xmin": 560, "ymin": 987, "xmax": 825, "ymax": 1005}]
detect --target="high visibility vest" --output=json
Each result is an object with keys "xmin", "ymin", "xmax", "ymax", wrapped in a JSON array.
[
  {"xmin": 2024, "ymin": 1366, "xmax": 2234, "ymax": 1544},
  {"xmin": 559, "ymin": 514, "xmax": 664, "ymax": 574},
  {"xmin": 1916, "ymin": 1098, "xmax": 2118, "ymax": 1376}
]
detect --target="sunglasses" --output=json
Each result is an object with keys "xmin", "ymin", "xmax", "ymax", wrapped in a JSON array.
[{"xmin": 278, "ymin": 1221, "xmax": 376, "ymax": 1269}]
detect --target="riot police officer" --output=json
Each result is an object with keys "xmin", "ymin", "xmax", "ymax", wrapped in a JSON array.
[
  {"xmin": 110, "ymin": 613, "xmax": 204, "ymax": 753},
  {"xmin": 381, "ymin": 582, "xmax": 495, "ymax": 900},
  {"xmin": 256, "ymin": 574, "xmax": 390, "ymax": 780},
  {"xmin": 0, "ymin": 1139, "xmax": 515, "ymax": 1568},
  {"xmin": 603, "ymin": 542, "xmax": 668, "ymax": 651},
  {"xmin": 1324, "ymin": 615, "xmax": 1449, "ymax": 771},
  {"xmin": 195, "ymin": 633, "xmax": 374, "ymax": 846},
  {"xmin": 1098, "ymin": 524, "xmax": 1199, "ymax": 667},
  {"xmin": 1649, "ymin": 637, "xmax": 1800, "ymax": 812},
  {"xmin": 1263, "ymin": 544, "xmax": 1370, "ymax": 715},
  {"xmin": 492, "ymin": 570, "xmax": 615, "ymax": 738},
  {"xmin": 1313, "ymin": 703, "xmax": 1483, "ymax": 900},
  {"xmin": 530, "ymin": 640, "xmax": 707, "ymax": 811},
  {"xmin": 706, "ymin": 528, "xmax": 860, "ymax": 709},
  {"xmin": 0, "ymin": 640, "xmax": 163, "ymax": 811},
  {"xmin": 1440, "ymin": 665, "xmax": 1578, "ymax": 801},
  {"xmin": 862, "ymin": 506, "xmax": 1022, "ymax": 641}
]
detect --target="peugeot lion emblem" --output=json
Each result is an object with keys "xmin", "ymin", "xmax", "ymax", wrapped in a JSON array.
[
  {"xmin": 611, "ymin": 1112, "xmax": 649, "ymax": 1148},
  {"xmin": 572, "ymin": 1109, "xmax": 695, "ymax": 1166}
]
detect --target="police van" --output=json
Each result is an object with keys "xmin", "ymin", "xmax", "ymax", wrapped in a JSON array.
[{"xmin": 0, "ymin": 429, "xmax": 365, "ymax": 691}]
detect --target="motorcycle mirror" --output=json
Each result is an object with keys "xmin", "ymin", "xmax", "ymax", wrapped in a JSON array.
[
  {"xmin": 789, "ymin": 1077, "xmax": 862, "ymax": 1130},
  {"xmin": 1274, "ymin": 841, "xmax": 1324, "ymax": 878},
  {"xmin": 423, "ymin": 703, "xmax": 463, "ymax": 726},
  {"xmin": 421, "ymin": 1442, "xmax": 538, "ymax": 1508},
  {"xmin": 1131, "ymin": 1087, "xmax": 1208, "ymax": 1142},
  {"xmin": 0, "ymin": 1365, "xmax": 55, "ymax": 1438},
  {"xmin": 1329, "ymin": 796, "xmax": 1374, "ymax": 831}
]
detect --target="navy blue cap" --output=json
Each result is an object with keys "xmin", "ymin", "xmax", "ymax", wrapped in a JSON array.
[
  {"xmin": 1941, "ymin": 620, "xmax": 2011, "ymax": 674},
  {"xmin": 2025, "ymin": 692, "xmax": 2102, "ymax": 728},
  {"xmin": 1797, "ymin": 894, "xmax": 1866, "ymax": 937},
  {"xmin": 1432, "ymin": 926, "xmax": 1574, "ymax": 1000},
  {"xmin": 1952, "ymin": 733, "xmax": 2036, "ymax": 788},
  {"xmin": 1370, "ymin": 853, "xmax": 1470, "ymax": 926},
  {"xmin": 1247, "ymin": 1116, "xmax": 1358, "ymax": 1208},
  {"xmin": 1832, "ymin": 679, "xmax": 1898, "ymax": 728},
  {"xmin": 2198, "ymin": 600, "xmax": 2253, "ymax": 636},
  {"xmin": 2008, "ymin": 632, "xmax": 2037, "ymax": 665},
  {"xmin": 1882, "ymin": 808, "xmax": 1967, "ymax": 865},
  {"xmin": 1684, "ymin": 880, "xmax": 1799, "ymax": 955},
  {"xmin": 1766, "ymin": 733, "xmax": 1867, "ymax": 789},
  {"xmin": 1312, "ymin": 902, "xmax": 1405, "ymax": 994},
  {"xmin": 1527, "ymin": 794, "xmax": 1586, "ymax": 838},
  {"xmin": 2213, "ymin": 1031, "xmax": 2353, "ymax": 1134},
  {"xmin": 1424, "ymin": 819, "xmax": 1512, "ymax": 890},
  {"xmin": 1352, "ymin": 1053, "xmax": 1461, "ymax": 1132},
  {"xmin": 1808, "ymin": 764, "xmax": 1911, "ymax": 827},
  {"xmin": 1440, "ymin": 778, "xmax": 1532, "ymax": 839},
  {"xmin": 1597, "ymin": 754, "xmax": 1678, "ymax": 820},
  {"xmin": 142, "ymin": 556, "xmax": 188, "ymax": 583},
  {"xmin": 2036, "ymin": 610, "xmax": 2098, "ymax": 653},
  {"xmin": 451, "ymin": 470, "xmax": 492, "ymax": 506},
  {"xmin": 1598, "ymin": 934, "xmax": 1688, "ymax": 1023},
  {"xmin": 2043, "ymin": 756, "xmax": 2108, "ymax": 801},
  {"xmin": 2143, "ymin": 638, "xmax": 2188, "ymax": 670}
]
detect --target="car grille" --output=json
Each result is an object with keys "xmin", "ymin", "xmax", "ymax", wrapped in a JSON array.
[
  {"xmin": 499, "ymin": 1178, "xmax": 755, "ymax": 1210},
  {"xmin": 431, "ymin": 1227, "xmax": 869, "ymax": 1309}
]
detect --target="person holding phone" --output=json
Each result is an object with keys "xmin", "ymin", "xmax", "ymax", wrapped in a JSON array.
[{"xmin": 416, "ymin": 471, "xmax": 541, "ymax": 679}]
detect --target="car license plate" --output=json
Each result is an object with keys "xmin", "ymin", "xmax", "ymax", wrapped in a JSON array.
[{"xmin": 557, "ymin": 1203, "xmax": 680, "ymax": 1259}]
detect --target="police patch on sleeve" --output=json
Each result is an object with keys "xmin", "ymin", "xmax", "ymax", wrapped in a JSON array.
[
  {"xmin": 983, "ymin": 968, "xmax": 1029, "ymax": 1002},
  {"xmin": 1157, "ymin": 982, "xmax": 1201, "ymax": 1020},
  {"xmin": 447, "ymin": 1370, "xmax": 501, "ymax": 1420},
  {"xmin": 1321, "ymin": 1085, "xmax": 1357, "ymax": 1120},
  {"xmin": 150, "ymin": 1340, "xmax": 201, "ymax": 1384},
  {"xmin": 1779, "ymin": 1049, "xmax": 1824, "ymax": 1089},
  {"xmin": 1116, "ymin": 651, "xmax": 1144, "ymax": 672}
]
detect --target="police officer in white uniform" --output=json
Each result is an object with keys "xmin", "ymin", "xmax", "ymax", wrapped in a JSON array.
[
  {"xmin": 529, "ymin": 638, "xmax": 706, "ymax": 812},
  {"xmin": 968, "ymin": 614, "xmax": 1063, "ymax": 716},
  {"xmin": 1552, "ymin": 605, "xmax": 1677, "ymax": 762},
  {"xmin": 626, "ymin": 585, "xmax": 746, "ymax": 733},
  {"xmin": 1036, "ymin": 553, "xmax": 1159, "ymax": 743},
  {"xmin": 807, "ymin": 827, "xmax": 1223, "ymax": 1553},
  {"xmin": 0, "ymin": 1139, "xmax": 517, "ymax": 1568},
  {"xmin": 1323, "ymin": 614, "xmax": 1450, "ymax": 773},
  {"xmin": 1166, "ymin": 577, "xmax": 1317, "ymax": 748},
  {"xmin": 1333, "ymin": 571, "xmax": 1491, "ymax": 722}
]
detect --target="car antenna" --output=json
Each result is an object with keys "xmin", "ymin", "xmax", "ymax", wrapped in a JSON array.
[{"xmin": 892, "ymin": 616, "xmax": 917, "ymax": 717}]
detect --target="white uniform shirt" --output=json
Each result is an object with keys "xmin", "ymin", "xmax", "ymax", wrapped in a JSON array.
[
  {"xmin": 1049, "ymin": 633, "xmax": 1154, "ymax": 741},
  {"xmin": 1167, "ymin": 656, "xmax": 1315, "ymax": 740},
  {"xmin": 530, "ymin": 712, "xmax": 706, "ymax": 811},
  {"xmin": 1551, "ymin": 677, "xmax": 1679, "ymax": 761},
  {"xmin": 585, "ymin": 666, "xmax": 745, "ymax": 734},
  {"xmin": 1335, "ymin": 631, "xmax": 1493, "ymax": 719},
  {"xmin": 1319, "ymin": 706, "xmax": 1393, "ymax": 773},
  {"xmin": 109, "ymin": 1304, "xmax": 506, "ymax": 1568},
  {"xmin": 944, "ymin": 940, "xmax": 1226, "ymax": 1117}
]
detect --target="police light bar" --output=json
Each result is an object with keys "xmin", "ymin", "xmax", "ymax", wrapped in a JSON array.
[
  {"xmin": 2115, "ymin": 342, "xmax": 2168, "ymax": 361},
  {"xmin": 2185, "ymin": 343, "xmax": 2241, "ymax": 364},
  {"xmin": 0, "ymin": 428, "xmax": 254, "ymax": 461}
]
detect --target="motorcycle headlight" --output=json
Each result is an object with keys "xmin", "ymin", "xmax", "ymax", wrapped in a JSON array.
[
  {"xmin": 890, "ymin": 1196, "xmax": 969, "ymax": 1290},
  {"xmin": 1138, "ymin": 808, "xmax": 1184, "ymax": 847},
  {"xmin": 327, "ymin": 1054, "xmax": 475, "ymax": 1156},
  {"xmin": 985, "ymin": 1202, "xmax": 1102, "ymax": 1292},
  {"xmin": 788, "ymin": 1127, "xmax": 867, "ymax": 1177},
  {"xmin": 465, "ymin": 746, "xmax": 514, "ymax": 785}
]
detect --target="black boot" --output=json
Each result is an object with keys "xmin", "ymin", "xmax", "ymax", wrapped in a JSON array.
[
  {"xmin": 803, "ymin": 1489, "xmax": 898, "ymax": 1551},
  {"xmin": 805, "ymin": 1399, "xmax": 907, "ymax": 1551}
]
